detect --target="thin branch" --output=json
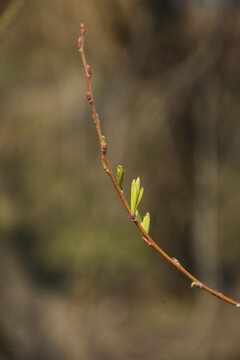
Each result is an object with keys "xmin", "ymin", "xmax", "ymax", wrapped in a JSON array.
[{"xmin": 77, "ymin": 23, "xmax": 240, "ymax": 309}]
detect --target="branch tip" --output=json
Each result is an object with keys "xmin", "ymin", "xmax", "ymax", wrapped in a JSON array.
[
  {"xmin": 236, "ymin": 303, "xmax": 240, "ymax": 308},
  {"xmin": 80, "ymin": 23, "xmax": 85, "ymax": 31}
]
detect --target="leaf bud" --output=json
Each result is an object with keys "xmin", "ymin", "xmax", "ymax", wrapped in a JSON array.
[
  {"xmin": 101, "ymin": 136, "xmax": 107, "ymax": 152},
  {"xmin": 87, "ymin": 64, "xmax": 92, "ymax": 77},
  {"xmin": 77, "ymin": 37, "xmax": 82, "ymax": 50},
  {"xmin": 86, "ymin": 92, "xmax": 92, "ymax": 102},
  {"xmin": 131, "ymin": 213, "xmax": 136, "ymax": 221},
  {"xmin": 117, "ymin": 165, "xmax": 124, "ymax": 190}
]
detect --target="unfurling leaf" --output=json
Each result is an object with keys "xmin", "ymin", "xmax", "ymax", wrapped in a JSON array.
[
  {"xmin": 117, "ymin": 165, "xmax": 124, "ymax": 190},
  {"xmin": 136, "ymin": 186, "xmax": 144, "ymax": 208},
  {"xmin": 141, "ymin": 212, "xmax": 150, "ymax": 234},
  {"xmin": 136, "ymin": 177, "xmax": 140, "ymax": 197},
  {"xmin": 131, "ymin": 177, "xmax": 144, "ymax": 214},
  {"xmin": 131, "ymin": 179, "xmax": 137, "ymax": 214}
]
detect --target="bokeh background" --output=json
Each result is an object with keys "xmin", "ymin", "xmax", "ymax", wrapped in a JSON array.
[{"xmin": 0, "ymin": 0, "xmax": 240, "ymax": 359}]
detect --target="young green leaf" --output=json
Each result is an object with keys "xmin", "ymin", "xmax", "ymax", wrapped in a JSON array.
[
  {"xmin": 136, "ymin": 186, "xmax": 144, "ymax": 208},
  {"xmin": 141, "ymin": 212, "xmax": 150, "ymax": 234},
  {"xmin": 131, "ymin": 179, "xmax": 137, "ymax": 214},
  {"xmin": 136, "ymin": 177, "xmax": 140, "ymax": 197},
  {"xmin": 131, "ymin": 177, "xmax": 144, "ymax": 213},
  {"xmin": 117, "ymin": 165, "xmax": 124, "ymax": 190}
]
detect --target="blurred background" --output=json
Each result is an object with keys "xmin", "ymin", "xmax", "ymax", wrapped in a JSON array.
[{"xmin": 0, "ymin": 0, "xmax": 240, "ymax": 359}]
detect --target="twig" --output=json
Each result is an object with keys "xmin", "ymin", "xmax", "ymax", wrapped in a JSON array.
[{"xmin": 77, "ymin": 23, "xmax": 240, "ymax": 309}]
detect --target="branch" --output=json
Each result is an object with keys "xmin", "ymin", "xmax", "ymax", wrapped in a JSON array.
[{"xmin": 77, "ymin": 23, "xmax": 240, "ymax": 309}]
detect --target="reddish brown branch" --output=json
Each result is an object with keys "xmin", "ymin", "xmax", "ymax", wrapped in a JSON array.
[{"xmin": 78, "ymin": 23, "xmax": 240, "ymax": 309}]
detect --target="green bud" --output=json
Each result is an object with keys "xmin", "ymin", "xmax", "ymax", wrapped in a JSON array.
[
  {"xmin": 190, "ymin": 281, "xmax": 202, "ymax": 288},
  {"xmin": 117, "ymin": 165, "xmax": 124, "ymax": 190},
  {"xmin": 101, "ymin": 136, "xmax": 106, "ymax": 145},
  {"xmin": 141, "ymin": 212, "xmax": 150, "ymax": 234}
]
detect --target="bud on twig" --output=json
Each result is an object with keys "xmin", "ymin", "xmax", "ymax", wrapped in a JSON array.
[
  {"xmin": 131, "ymin": 213, "xmax": 136, "ymax": 221},
  {"xmin": 172, "ymin": 257, "xmax": 180, "ymax": 265},
  {"xmin": 87, "ymin": 64, "xmax": 92, "ymax": 77},
  {"xmin": 77, "ymin": 37, "xmax": 82, "ymax": 51},
  {"xmin": 80, "ymin": 23, "xmax": 85, "ymax": 37},
  {"xmin": 101, "ymin": 136, "xmax": 107, "ymax": 152},
  {"xmin": 191, "ymin": 281, "xmax": 202, "ymax": 289},
  {"xmin": 117, "ymin": 165, "xmax": 124, "ymax": 190},
  {"xmin": 86, "ymin": 92, "xmax": 92, "ymax": 103}
]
